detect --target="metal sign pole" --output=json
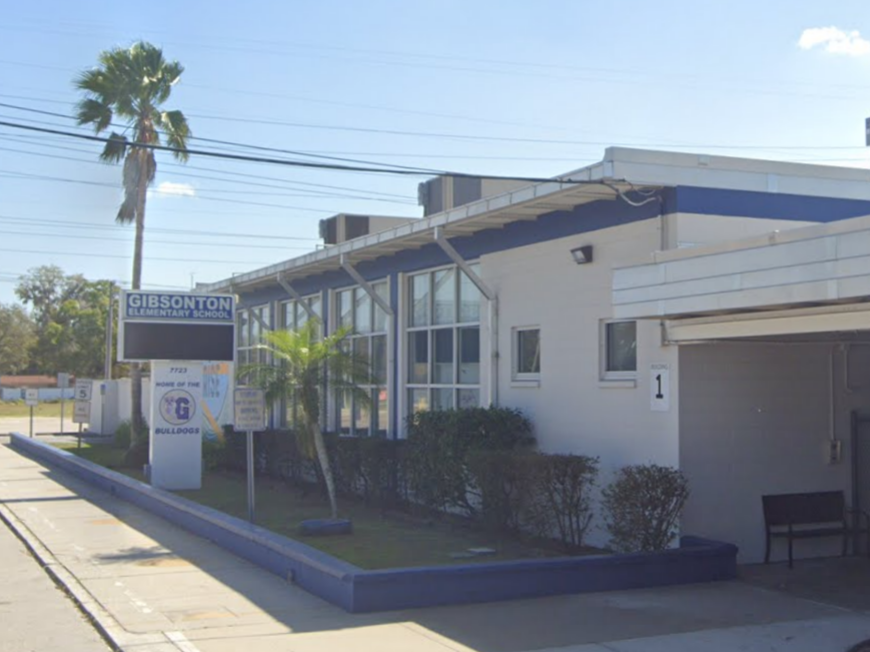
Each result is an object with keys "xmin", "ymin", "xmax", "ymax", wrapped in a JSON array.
[
  {"xmin": 247, "ymin": 430, "xmax": 255, "ymax": 523},
  {"xmin": 29, "ymin": 405, "xmax": 33, "ymax": 438},
  {"xmin": 60, "ymin": 395, "xmax": 64, "ymax": 434}
]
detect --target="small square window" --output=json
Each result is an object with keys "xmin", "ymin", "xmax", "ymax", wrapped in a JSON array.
[
  {"xmin": 514, "ymin": 327, "xmax": 541, "ymax": 380},
  {"xmin": 603, "ymin": 321, "xmax": 637, "ymax": 377}
]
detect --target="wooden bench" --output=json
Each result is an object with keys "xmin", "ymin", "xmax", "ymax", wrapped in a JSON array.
[{"xmin": 762, "ymin": 490, "xmax": 869, "ymax": 568}]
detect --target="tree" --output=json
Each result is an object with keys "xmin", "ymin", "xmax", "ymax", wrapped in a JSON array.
[
  {"xmin": 75, "ymin": 41, "xmax": 191, "ymax": 453},
  {"xmin": 0, "ymin": 303, "xmax": 35, "ymax": 375},
  {"xmin": 15, "ymin": 265, "xmax": 86, "ymax": 329},
  {"xmin": 15, "ymin": 266, "xmax": 117, "ymax": 377},
  {"xmin": 243, "ymin": 319, "xmax": 371, "ymax": 519}
]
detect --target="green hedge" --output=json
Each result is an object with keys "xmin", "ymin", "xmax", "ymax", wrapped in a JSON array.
[
  {"xmin": 406, "ymin": 407, "xmax": 534, "ymax": 516},
  {"xmin": 203, "ymin": 410, "xmax": 687, "ymax": 555}
]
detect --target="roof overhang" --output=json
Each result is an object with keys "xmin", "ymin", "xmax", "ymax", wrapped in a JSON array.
[
  {"xmin": 201, "ymin": 159, "xmax": 621, "ymax": 293},
  {"xmin": 613, "ymin": 212, "xmax": 870, "ymax": 341},
  {"xmin": 201, "ymin": 147, "xmax": 870, "ymax": 294}
]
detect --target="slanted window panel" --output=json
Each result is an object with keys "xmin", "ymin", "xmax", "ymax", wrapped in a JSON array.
[
  {"xmin": 375, "ymin": 388, "xmax": 388, "ymax": 437},
  {"xmin": 238, "ymin": 310, "xmax": 249, "ymax": 347},
  {"xmin": 517, "ymin": 329, "xmax": 541, "ymax": 376},
  {"xmin": 339, "ymin": 390, "xmax": 352, "ymax": 435},
  {"xmin": 372, "ymin": 334, "xmax": 387, "ymax": 384},
  {"xmin": 355, "ymin": 288, "xmax": 372, "ymax": 334},
  {"xmin": 373, "ymin": 282, "xmax": 389, "ymax": 332},
  {"xmin": 339, "ymin": 289, "xmax": 353, "ymax": 329},
  {"xmin": 458, "ymin": 265, "xmax": 482, "ymax": 323},
  {"xmin": 411, "ymin": 273, "xmax": 430, "ymax": 327},
  {"xmin": 606, "ymin": 321, "xmax": 637, "ymax": 373},
  {"xmin": 409, "ymin": 331, "xmax": 429, "ymax": 383},
  {"xmin": 433, "ymin": 268, "xmax": 456, "ymax": 325},
  {"xmin": 353, "ymin": 337, "xmax": 369, "ymax": 367},
  {"xmin": 432, "ymin": 328, "xmax": 454, "ymax": 384},
  {"xmin": 354, "ymin": 389, "xmax": 371, "ymax": 437},
  {"xmin": 458, "ymin": 326, "xmax": 480, "ymax": 384},
  {"xmin": 294, "ymin": 302, "xmax": 307, "ymax": 330}
]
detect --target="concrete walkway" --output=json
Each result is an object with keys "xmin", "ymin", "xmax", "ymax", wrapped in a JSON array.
[{"xmin": 3, "ymin": 438, "xmax": 870, "ymax": 652}]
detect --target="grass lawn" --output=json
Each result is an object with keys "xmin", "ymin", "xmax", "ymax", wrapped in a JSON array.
[
  {"xmin": 0, "ymin": 401, "xmax": 66, "ymax": 418},
  {"xmin": 55, "ymin": 442, "xmax": 569, "ymax": 569}
]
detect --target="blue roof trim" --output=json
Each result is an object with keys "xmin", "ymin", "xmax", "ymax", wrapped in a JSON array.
[
  {"xmin": 236, "ymin": 186, "xmax": 870, "ymax": 308},
  {"xmin": 238, "ymin": 196, "xmax": 662, "ymax": 307},
  {"xmin": 674, "ymin": 186, "xmax": 870, "ymax": 221}
]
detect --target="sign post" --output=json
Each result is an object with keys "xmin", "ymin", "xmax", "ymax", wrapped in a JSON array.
[
  {"xmin": 24, "ymin": 388, "xmax": 38, "ymax": 437},
  {"xmin": 57, "ymin": 372, "xmax": 70, "ymax": 434},
  {"xmin": 72, "ymin": 380, "xmax": 92, "ymax": 450},
  {"xmin": 234, "ymin": 388, "xmax": 266, "ymax": 523}
]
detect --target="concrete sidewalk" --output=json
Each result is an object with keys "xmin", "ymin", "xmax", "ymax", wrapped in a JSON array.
[{"xmin": 2, "ymin": 440, "xmax": 870, "ymax": 652}]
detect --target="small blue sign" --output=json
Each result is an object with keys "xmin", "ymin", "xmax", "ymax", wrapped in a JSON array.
[{"xmin": 124, "ymin": 292, "xmax": 234, "ymax": 323}]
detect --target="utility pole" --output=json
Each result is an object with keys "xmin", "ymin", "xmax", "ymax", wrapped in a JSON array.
[{"xmin": 104, "ymin": 286, "xmax": 114, "ymax": 380}]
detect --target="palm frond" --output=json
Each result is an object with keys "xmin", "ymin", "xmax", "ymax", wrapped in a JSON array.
[
  {"xmin": 159, "ymin": 110, "xmax": 191, "ymax": 161},
  {"xmin": 75, "ymin": 97, "xmax": 114, "ymax": 133},
  {"xmin": 100, "ymin": 132, "xmax": 128, "ymax": 163}
]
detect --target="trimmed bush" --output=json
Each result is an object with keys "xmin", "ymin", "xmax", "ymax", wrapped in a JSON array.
[
  {"xmin": 406, "ymin": 407, "xmax": 534, "ymax": 516},
  {"xmin": 114, "ymin": 419, "xmax": 133, "ymax": 449},
  {"xmin": 524, "ymin": 453, "xmax": 599, "ymax": 551},
  {"xmin": 601, "ymin": 464, "xmax": 690, "ymax": 553},
  {"xmin": 467, "ymin": 450, "xmax": 529, "ymax": 532}
]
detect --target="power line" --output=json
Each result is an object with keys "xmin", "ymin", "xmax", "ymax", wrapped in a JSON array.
[
  {"xmin": 0, "ymin": 215, "xmax": 319, "ymax": 241},
  {"xmin": 0, "ymin": 247, "xmax": 263, "ymax": 265},
  {"xmin": 0, "ymin": 229, "xmax": 314, "ymax": 251},
  {"xmin": 0, "ymin": 124, "xmax": 419, "ymax": 199},
  {"xmin": 0, "ymin": 119, "xmax": 603, "ymax": 184}
]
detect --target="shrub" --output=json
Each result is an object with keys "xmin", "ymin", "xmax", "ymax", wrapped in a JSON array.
[
  {"xmin": 467, "ymin": 450, "xmax": 529, "ymax": 532},
  {"xmin": 406, "ymin": 407, "xmax": 534, "ymax": 516},
  {"xmin": 601, "ymin": 464, "xmax": 690, "ymax": 553},
  {"xmin": 114, "ymin": 419, "xmax": 133, "ymax": 449},
  {"xmin": 524, "ymin": 453, "xmax": 599, "ymax": 550}
]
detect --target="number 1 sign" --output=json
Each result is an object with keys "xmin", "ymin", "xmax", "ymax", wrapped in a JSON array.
[{"xmin": 650, "ymin": 363, "xmax": 670, "ymax": 412}]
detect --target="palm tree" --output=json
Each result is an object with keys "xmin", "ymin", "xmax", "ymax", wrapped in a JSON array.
[
  {"xmin": 243, "ymin": 319, "xmax": 371, "ymax": 520},
  {"xmin": 74, "ymin": 42, "xmax": 191, "ymax": 457}
]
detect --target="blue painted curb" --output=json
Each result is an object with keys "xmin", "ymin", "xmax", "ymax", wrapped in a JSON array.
[{"xmin": 9, "ymin": 434, "xmax": 738, "ymax": 613}]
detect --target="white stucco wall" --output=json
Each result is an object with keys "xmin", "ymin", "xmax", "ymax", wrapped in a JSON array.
[
  {"xmin": 479, "ymin": 217, "xmax": 681, "ymax": 543},
  {"xmin": 679, "ymin": 341, "xmax": 870, "ymax": 563},
  {"xmin": 669, "ymin": 213, "xmax": 818, "ymax": 249}
]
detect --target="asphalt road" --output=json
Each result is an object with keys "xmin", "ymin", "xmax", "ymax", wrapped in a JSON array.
[
  {"xmin": 0, "ymin": 507, "xmax": 109, "ymax": 652},
  {"xmin": 0, "ymin": 416, "xmax": 78, "ymax": 436}
]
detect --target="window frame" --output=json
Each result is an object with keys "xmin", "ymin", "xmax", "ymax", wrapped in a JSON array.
[
  {"xmin": 331, "ymin": 280, "xmax": 390, "ymax": 438},
  {"xmin": 512, "ymin": 326, "xmax": 541, "ymax": 383},
  {"xmin": 600, "ymin": 319, "xmax": 638, "ymax": 381},
  {"xmin": 404, "ymin": 262, "xmax": 482, "ymax": 415}
]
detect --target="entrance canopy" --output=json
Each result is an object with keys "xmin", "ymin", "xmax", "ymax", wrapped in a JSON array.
[{"xmin": 613, "ymin": 213, "xmax": 870, "ymax": 342}]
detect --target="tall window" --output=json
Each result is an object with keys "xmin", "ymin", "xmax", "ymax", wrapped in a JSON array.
[
  {"xmin": 279, "ymin": 294, "xmax": 322, "ymax": 428},
  {"xmin": 236, "ymin": 304, "xmax": 271, "ymax": 369},
  {"xmin": 407, "ymin": 264, "xmax": 481, "ymax": 413},
  {"xmin": 513, "ymin": 327, "xmax": 541, "ymax": 381},
  {"xmin": 602, "ymin": 320, "xmax": 637, "ymax": 379},
  {"xmin": 335, "ymin": 282, "xmax": 389, "ymax": 436}
]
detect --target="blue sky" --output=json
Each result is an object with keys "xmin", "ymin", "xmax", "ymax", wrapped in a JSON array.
[{"xmin": 2, "ymin": 1, "xmax": 870, "ymax": 305}]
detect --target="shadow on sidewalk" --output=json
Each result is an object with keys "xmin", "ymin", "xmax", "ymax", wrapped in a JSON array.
[{"xmin": 7, "ymin": 447, "xmax": 858, "ymax": 652}]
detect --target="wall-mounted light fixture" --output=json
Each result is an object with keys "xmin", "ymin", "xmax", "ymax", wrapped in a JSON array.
[{"xmin": 570, "ymin": 245, "xmax": 593, "ymax": 265}]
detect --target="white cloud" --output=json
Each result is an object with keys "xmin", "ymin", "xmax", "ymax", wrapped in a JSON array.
[
  {"xmin": 798, "ymin": 26, "xmax": 870, "ymax": 57},
  {"xmin": 152, "ymin": 181, "xmax": 196, "ymax": 198}
]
